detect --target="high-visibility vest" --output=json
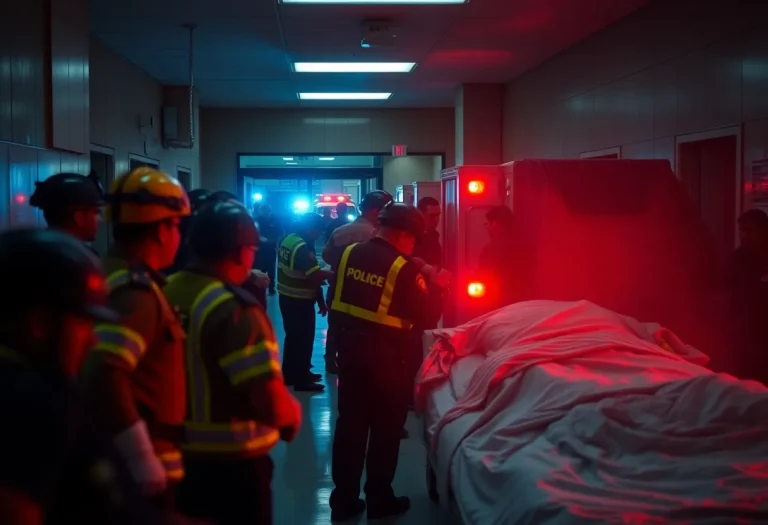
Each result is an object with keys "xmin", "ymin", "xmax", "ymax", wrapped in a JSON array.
[
  {"xmin": 165, "ymin": 272, "xmax": 280, "ymax": 458},
  {"xmin": 331, "ymin": 242, "xmax": 413, "ymax": 330},
  {"xmin": 277, "ymin": 233, "xmax": 319, "ymax": 300},
  {"xmin": 89, "ymin": 261, "xmax": 186, "ymax": 482}
]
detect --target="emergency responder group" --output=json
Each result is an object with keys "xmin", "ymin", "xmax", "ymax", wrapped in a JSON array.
[{"xmin": 1, "ymin": 166, "xmax": 450, "ymax": 524}]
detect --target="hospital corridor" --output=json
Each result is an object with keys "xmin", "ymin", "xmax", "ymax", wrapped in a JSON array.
[{"xmin": 265, "ymin": 297, "xmax": 445, "ymax": 525}]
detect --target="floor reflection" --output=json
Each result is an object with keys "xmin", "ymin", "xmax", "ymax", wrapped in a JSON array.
[{"xmin": 265, "ymin": 294, "xmax": 448, "ymax": 524}]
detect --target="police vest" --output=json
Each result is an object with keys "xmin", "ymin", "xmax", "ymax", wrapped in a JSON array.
[
  {"xmin": 331, "ymin": 242, "xmax": 413, "ymax": 330},
  {"xmin": 164, "ymin": 271, "xmax": 280, "ymax": 458},
  {"xmin": 277, "ymin": 233, "xmax": 318, "ymax": 300},
  {"xmin": 90, "ymin": 259, "xmax": 187, "ymax": 482}
]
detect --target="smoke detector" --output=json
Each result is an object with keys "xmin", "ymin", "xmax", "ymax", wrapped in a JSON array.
[{"xmin": 361, "ymin": 20, "xmax": 396, "ymax": 48}]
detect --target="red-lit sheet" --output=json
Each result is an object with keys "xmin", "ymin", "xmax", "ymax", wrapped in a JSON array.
[{"xmin": 416, "ymin": 301, "xmax": 768, "ymax": 524}]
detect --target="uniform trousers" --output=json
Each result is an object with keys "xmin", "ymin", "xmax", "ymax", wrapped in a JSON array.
[
  {"xmin": 258, "ymin": 244, "xmax": 277, "ymax": 293},
  {"xmin": 279, "ymin": 294, "xmax": 316, "ymax": 384},
  {"xmin": 176, "ymin": 455, "xmax": 274, "ymax": 524},
  {"xmin": 324, "ymin": 284, "xmax": 338, "ymax": 363},
  {"xmin": 330, "ymin": 326, "xmax": 410, "ymax": 507}
]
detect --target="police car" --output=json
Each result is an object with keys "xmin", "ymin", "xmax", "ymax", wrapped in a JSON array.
[{"xmin": 314, "ymin": 194, "xmax": 358, "ymax": 220}]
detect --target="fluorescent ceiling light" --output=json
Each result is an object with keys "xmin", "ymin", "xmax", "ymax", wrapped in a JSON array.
[
  {"xmin": 298, "ymin": 93, "xmax": 392, "ymax": 100},
  {"xmin": 318, "ymin": 157, "xmax": 335, "ymax": 161},
  {"xmin": 283, "ymin": 157, "xmax": 294, "ymax": 161},
  {"xmin": 294, "ymin": 62, "xmax": 416, "ymax": 73},
  {"xmin": 282, "ymin": 0, "xmax": 465, "ymax": 3},
  {"xmin": 286, "ymin": 162, "xmax": 298, "ymax": 165}
]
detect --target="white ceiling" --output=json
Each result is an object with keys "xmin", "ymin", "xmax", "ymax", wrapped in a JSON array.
[{"xmin": 89, "ymin": 0, "xmax": 649, "ymax": 108}]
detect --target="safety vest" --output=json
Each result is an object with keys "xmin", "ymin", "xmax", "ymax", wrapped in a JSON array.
[
  {"xmin": 277, "ymin": 233, "xmax": 319, "ymax": 300},
  {"xmin": 89, "ymin": 260, "xmax": 186, "ymax": 482},
  {"xmin": 165, "ymin": 272, "xmax": 280, "ymax": 458},
  {"xmin": 331, "ymin": 242, "xmax": 413, "ymax": 329}
]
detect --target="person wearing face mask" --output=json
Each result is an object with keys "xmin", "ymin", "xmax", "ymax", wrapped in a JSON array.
[
  {"xmin": 328, "ymin": 203, "xmax": 441, "ymax": 522},
  {"xmin": 79, "ymin": 167, "xmax": 191, "ymax": 511},
  {"xmin": 165, "ymin": 200, "xmax": 301, "ymax": 524},
  {"xmin": 29, "ymin": 172, "xmax": 105, "ymax": 255},
  {"xmin": 0, "ymin": 228, "xmax": 160, "ymax": 525}
]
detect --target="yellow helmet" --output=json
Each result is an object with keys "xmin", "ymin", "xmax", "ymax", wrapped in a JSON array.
[{"xmin": 107, "ymin": 167, "xmax": 191, "ymax": 224}]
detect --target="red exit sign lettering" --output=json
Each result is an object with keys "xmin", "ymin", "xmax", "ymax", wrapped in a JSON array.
[{"xmin": 392, "ymin": 145, "xmax": 408, "ymax": 157}]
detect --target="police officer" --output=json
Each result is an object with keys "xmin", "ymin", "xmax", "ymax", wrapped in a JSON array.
[
  {"xmin": 165, "ymin": 200, "xmax": 302, "ymax": 524},
  {"xmin": 0, "ymin": 228, "xmax": 159, "ymax": 524},
  {"xmin": 322, "ymin": 190, "xmax": 393, "ymax": 374},
  {"xmin": 79, "ymin": 167, "xmax": 190, "ymax": 510},
  {"xmin": 29, "ymin": 171, "xmax": 104, "ymax": 253},
  {"xmin": 277, "ymin": 212, "xmax": 333, "ymax": 392},
  {"xmin": 329, "ymin": 203, "xmax": 441, "ymax": 521}
]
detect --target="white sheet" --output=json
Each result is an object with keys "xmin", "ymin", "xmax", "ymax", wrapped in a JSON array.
[{"xmin": 417, "ymin": 300, "xmax": 768, "ymax": 524}]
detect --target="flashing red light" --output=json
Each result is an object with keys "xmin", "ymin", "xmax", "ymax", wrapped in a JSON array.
[
  {"xmin": 323, "ymin": 196, "xmax": 332, "ymax": 202},
  {"xmin": 14, "ymin": 194, "xmax": 26, "ymax": 204},
  {"xmin": 337, "ymin": 196, "xmax": 345, "ymax": 202},
  {"xmin": 467, "ymin": 180, "xmax": 485, "ymax": 194},
  {"xmin": 467, "ymin": 282, "xmax": 486, "ymax": 298}
]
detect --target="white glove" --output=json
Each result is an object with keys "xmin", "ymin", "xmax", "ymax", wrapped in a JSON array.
[
  {"xmin": 114, "ymin": 420, "xmax": 167, "ymax": 495},
  {"xmin": 250, "ymin": 270, "xmax": 270, "ymax": 289}
]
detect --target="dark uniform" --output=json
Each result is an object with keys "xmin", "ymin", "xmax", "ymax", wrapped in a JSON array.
[
  {"xmin": 256, "ymin": 211, "xmax": 282, "ymax": 295},
  {"xmin": 277, "ymin": 222, "xmax": 326, "ymax": 390},
  {"xmin": 166, "ymin": 188, "xmax": 212, "ymax": 275},
  {"xmin": 0, "ymin": 228, "xmax": 159, "ymax": 525},
  {"xmin": 330, "ymin": 204, "xmax": 440, "ymax": 521},
  {"xmin": 166, "ymin": 200, "xmax": 299, "ymax": 524},
  {"xmin": 79, "ymin": 167, "xmax": 190, "ymax": 509}
]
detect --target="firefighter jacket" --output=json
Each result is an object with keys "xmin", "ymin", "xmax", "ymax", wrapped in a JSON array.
[
  {"xmin": 0, "ymin": 347, "xmax": 161, "ymax": 524},
  {"xmin": 79, "ymin": 255, "xmax": 187, "ymax": 483},
  {"xmin": 330, "ymin": 238, "xmax": 441, "ymax": 337},
  {"xmin": 164, "ymin": 270, "xmax": 281, "ymax": 459},
  {"xmin": 277, "ymin": 233, "xmax": 321, "ymax": 300}
]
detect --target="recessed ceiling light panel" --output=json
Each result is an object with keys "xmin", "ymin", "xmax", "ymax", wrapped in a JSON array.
[
  {"xmin": 282, "ymin": 0, "xmax": 466, "ymax": 3},
  {"xmin": 293, "ymin": 62, "xmax": 416, "ymax": 73},
  {"xmin": 318, "ymin": 157, "xmax": 335, "ymax": 161},
  {"xmin": 298, "ymin": 93, "xmax": 392, "ymax": 100}
]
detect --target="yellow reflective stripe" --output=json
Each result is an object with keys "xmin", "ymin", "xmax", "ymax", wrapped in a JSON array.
[
  {"xmin": 277, "ymin": 263, "xmax": 305, "ymax": 278},
  {"xmin": 289, "ymin": 237, "xmax": 306, "ymax": 267},
  {"xmin": 332, "ymin": 244, "xmax": 412, "ymax": 329},
  {"xmin": 157, "ymin": 450, "xmax": 185, "ymax": 480},
  {"xmin": 188, "ymin": 283, "xmax": 234, "ymax": 422},
  {"xmin": 106, "ymin": 269, "xmax": 131, "ymax": 288},
  {"xmin": 92, "ymin": 323, "xmax": 147, "ymax": 369},
  {"xmin": 218, "ymin": 341, "xmax": 281, "ymax": 385},
  {"xmin": 183, "ymin": 420, "xmax": 279, "ymax": 455},
  {"xmin": 305, "ymin": 264, "xmax": 320, "ymax": 276},
  {"xmin": 276, "ymin": 282, "xmax": 316, "ymax": 299}
]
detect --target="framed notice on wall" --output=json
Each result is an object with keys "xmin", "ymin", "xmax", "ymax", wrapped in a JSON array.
[{"xmin": 750, "ymin": 159, "xmax": 768, "ymax": 209}]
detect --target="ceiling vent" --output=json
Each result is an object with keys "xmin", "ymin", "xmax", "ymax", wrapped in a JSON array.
[{"xmin": 361, "ymin": 20, "xmax": 396, "ymax": 48}]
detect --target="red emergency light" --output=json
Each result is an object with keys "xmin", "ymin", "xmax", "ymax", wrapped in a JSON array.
[
  {"xmin": 467, "ymin": 282, "xmax": 486, "ymax": 298},
  {"xmin": 467, "ymin": 180, "xmax": 485, "ymax": 194},
  {"xmin": 323, "ymin": 196, "xmax": 332, "ymax": 202},
  {"xmin": 337, "ymin": 196, "xmax": 345, "ymax": 202},
  {"xmin": 14, "ymin": 194, "xmax": 25, "ymax": 204}
]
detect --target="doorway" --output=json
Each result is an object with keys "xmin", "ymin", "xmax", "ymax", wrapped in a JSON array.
[
  {"xmin": 677, "ymin": 131, "xmax": 739, "ymax": 259},
  {"xmin": 177, "ymin": 168, "xmax": 191, "ymax": 190},
  {"xmin": 90, "ymin": 148, "xmax": 115, "ymax": 254}
]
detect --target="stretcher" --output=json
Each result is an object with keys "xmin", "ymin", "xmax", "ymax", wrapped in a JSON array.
[{"xmin": 416, "ymin": 300, "xmax": 768, "ymax": 525}]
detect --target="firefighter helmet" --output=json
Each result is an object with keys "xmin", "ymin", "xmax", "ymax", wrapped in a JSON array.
[
  {"xmin": 30, "ymin": 172, "xmax": 104, "ymax": 210},
  {"xmin": 360, "ymin": 190, "xmax": 394, "ymax": 212},
  {"xmin": 189, "ymin": 200, "xmax": 260, "ymax": 258},
  {"xmin": 377, "ymin": 203, "xmax": 426, "ymax": 239},
  {"xmin": 0, "ymin": 228, "xmax": 117, "ymax": 322},
  {"xmin": 106, "ymin": 167, "xmax": 191, "ymax": 224}
]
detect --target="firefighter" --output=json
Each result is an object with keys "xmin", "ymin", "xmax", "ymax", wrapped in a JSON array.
[
  {"xmin": 329, "ymin": 203, "xmax": 441, "ymax": 522},
  {"xmin": 322, "ymin": 190, "xmax": 393, "ymax": 375},
  {"xmin": 0, "ymin": 228, "xmax": 160, "ymax": 524},
  {"xmin": 277, "ymin": 212, "xmax": 334, "ymax": 392},
  {"xmin": 79, "ymin": 167, "xmax": 190, "ymax": 510},
  {"xmin": 29, "ymin": 171, "xmax": 105, "ymax": 254},
  {"xmin": 165, "ymin": 200, "xmax": 302, "ymax": 524}
]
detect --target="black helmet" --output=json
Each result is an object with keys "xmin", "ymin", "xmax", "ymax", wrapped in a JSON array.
[
  {"xmin": 377, "ymin": 203, "xmax": 426, "ymax": 239},
  {"xmin": 187, "ymin": 189, "xmax": 213, "ymax": 213},
  {"xmin": 295, "ymin": 212, "xmax": 326, "ymax": 232},
  {"xmin": 189, "ymin": 200, "xmax": 260, "ymax": 259},
  {"xmin": 30, "ymin": 172, "xmax": 105, "ymax": 210},
  {"xmin": 360, "ymin": 190, "xmax": 394, "ymax": 212},
  {"xmin": 209, "ymin": 191, "xmax": 241, "ymax": 205},
  {"xmin": 0, "ymin": 228, "xmax": 117, "ymax": 322}
]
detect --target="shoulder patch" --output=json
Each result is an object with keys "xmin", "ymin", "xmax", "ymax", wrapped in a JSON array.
[
  {"xmin": 416, "ymin": 274, "xmax": 428, "ymax": 293},
  {"xmin": 224, "ymin": 283, "xmax": 262, "ymax": 307}
]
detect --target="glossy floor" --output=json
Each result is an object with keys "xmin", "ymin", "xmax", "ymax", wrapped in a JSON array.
[{"xmin": 264, "ymin": 295, "xmax": 449, "ymax": 524}]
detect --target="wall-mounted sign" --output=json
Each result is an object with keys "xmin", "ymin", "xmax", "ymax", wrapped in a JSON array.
[{"xmin": 392, "ymin": 144, "xmax": 407, "ymax": 157}]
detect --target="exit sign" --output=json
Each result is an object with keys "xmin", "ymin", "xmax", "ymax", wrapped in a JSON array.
[{"xmin": 392, "ymin": 145, "xmax": 408, "ymax": 157}]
